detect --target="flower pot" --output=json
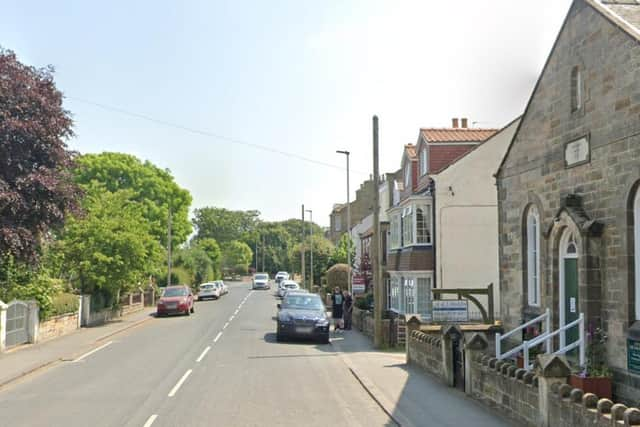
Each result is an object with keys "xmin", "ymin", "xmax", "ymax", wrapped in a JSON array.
[{"xmin": 568, "ymin": 374, "xmax": 612, "ymax": 399}]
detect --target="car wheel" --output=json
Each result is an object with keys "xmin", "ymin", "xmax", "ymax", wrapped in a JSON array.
[
  {"xmin": 190, "ymin": 305, "xmax": 195, "ymax": 314},
  {"xmin": 320, "ymin": 334, "xmax": 330, "ymax": 344},
  {"xmin": 276, "ymin": 332, "xmax": 283, "ymax": 342}
]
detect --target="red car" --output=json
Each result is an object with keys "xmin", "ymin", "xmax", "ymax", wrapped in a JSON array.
[{"xmin": 157, "ymin": 285, "xmax": 195, "ymax": 316}]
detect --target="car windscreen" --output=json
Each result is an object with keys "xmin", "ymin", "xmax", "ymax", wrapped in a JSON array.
[
  {"xmin": 255, "ymin": 274, "xmax": 268, "ymax": 280},
  {"xmin": 282, "ymin": 295, "xmax": 323, "ymax": 310},
  {"xmin": 163, "ymin": 287, "xmax": 188, "ymax": 297},
  {"xmin": 285, "ymin": 284, "xmax": 298, "ymax": 289},
  {"xmin": 200, "ymin": 284, "xmax": 214, "ymax": 289}
]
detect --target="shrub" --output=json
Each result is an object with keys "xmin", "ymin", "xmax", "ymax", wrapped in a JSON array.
[
  {"xmin": 326, "ymin": 264, "xmax": 351, "ymax": 290},
  {"xmin": 49, "ymin": 293, "xmax": 80, "ymax": 318}
]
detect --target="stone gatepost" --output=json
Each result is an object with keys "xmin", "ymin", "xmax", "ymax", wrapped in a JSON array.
[
  {"xmin": 26, "ymin": 300, "xmax": 39, "ymax": 344},
  {"xmin": 442, "ymin": 324, "xmax": 463, "ymax": 387},
  {"xmin": 0, "ymin": 299, "xmax": 7, "ymax": 352},
  {"xmin": 464, "ymin": 332, "xmax": 488, "ymax": 395},
  {"xmin": 77, "ymin": 295, "xmax": 83, "ymax": 329},
  {"xmin": 405, "ymin": 315, "xmax": 422, "ymax": 353},
  {"xmin": 81, "ymin": 295, "xmax": 91, "ymax": 327},
  {"xmin": 537, "ymin": 354, "xmax": 571, "ymax": 427}
]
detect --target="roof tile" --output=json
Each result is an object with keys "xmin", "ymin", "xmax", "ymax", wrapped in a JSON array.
[{"xmin": 421, "ymin": 128, "xmax": 497, "ymax": 143}]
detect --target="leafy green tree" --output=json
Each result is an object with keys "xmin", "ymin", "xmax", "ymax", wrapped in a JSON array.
[
  {"xmin": 289, "ymin": 235, "xmax": 334, "ymax": 285},
  {"xmin": 195, "ymin": 238, "xmax": 222, "ymax": 279},
  {"xmin": 74, "ymin": 152, "xmax": 192, "ymax": 247},
  {"xmin": 58, "ymin": 190, "xmax": 163, "ymax": 301},
  {"xmin": 0, "ymin": 49, "xmax": 82, "ymax": 262},
  {"xmin": 221, "ymin": 240, "xmax": 253, "ymax": 274},
  {"xmin": 280, "ymin": 219, "xmax": 324, "ymax": 245},
  {"xmin": 193, "ymin": 207, "xmax": 259, "ymax": 243},
  {"xmin": 250, "ymin": 222, "xmax": 294, "ymax": 274},
  {"xmin": 174, "ymin": 246, "xmax": 214, "ymax": 285},
  {"xmin": 330, "ymin": 233, "xmax": 356, "ymax": 267}
]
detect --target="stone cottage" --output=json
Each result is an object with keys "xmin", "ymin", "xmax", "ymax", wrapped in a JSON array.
[{"xmin": 495, "ymin": 0, "xmax": 640, "ymax": 402}]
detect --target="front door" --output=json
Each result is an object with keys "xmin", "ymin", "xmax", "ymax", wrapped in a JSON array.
[
  {"xmin": 560, "ymin": 230, "xmax": 579, "ymax": 351},
  {"xmin": 564, "ymin": 258, "xmax": 579, "ymax": 345}
]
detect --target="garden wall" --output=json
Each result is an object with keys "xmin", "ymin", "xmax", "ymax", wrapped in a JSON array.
[{"xmin": 39, "ymin": 312, "xmax": 79, "ymax": 342}]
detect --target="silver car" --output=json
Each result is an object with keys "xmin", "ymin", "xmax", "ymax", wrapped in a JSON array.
[
  {"xmin": 252, "ymin": 273, "xmax": 270, "ymax": 290},
  {"xmin": 278, "ymin": 280, "xmax": 300, "ymax": 298}
]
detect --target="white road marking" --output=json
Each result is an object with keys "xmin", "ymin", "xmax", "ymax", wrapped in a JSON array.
[
  {"xmin": 73, "ymin": 341, "xmax": 113, "ymax": 362},
  {"xmin": 168, "ymin": 369, "xmax": 192, "ymax": 397},
  {"xmin": 196, "ymin": 346, "xmax": 211, "ymax": 362},
  {"xmin": 223, "ymin": 322, "xmax": 229, "ymax": 329},
  {"xmin": 143, "ymin": 414, "xmax": 158, "ymax": 427},
  {"xmin": 214, "ymin": 331, "xmax": 223, "ymax": 343},
  {"xmin": 229, "ymin": 315, "xmax": 235, "ymax": 321},
  {"xmin": 234, "ymin": 309, "xmax": 239, "ymax": 315}
]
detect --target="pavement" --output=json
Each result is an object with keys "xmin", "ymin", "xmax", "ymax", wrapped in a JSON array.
[{"xmin": 0, "ymin": 282, "xmax": 512, "ymax": 427}]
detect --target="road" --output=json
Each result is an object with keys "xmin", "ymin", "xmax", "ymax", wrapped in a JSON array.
[{"xmin": 0, "ymin": 282, "xmax": 392, "ymax": 427}]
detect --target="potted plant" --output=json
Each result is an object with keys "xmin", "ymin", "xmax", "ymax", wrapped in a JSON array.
[{"xmin": 568, "ymin": 325, "xmax": 612, "ymax": 399}]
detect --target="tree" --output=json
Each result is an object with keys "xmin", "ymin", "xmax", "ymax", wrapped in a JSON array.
[
  {"xmin": 330, "ymin": 233, "xmax": 356, "ymax": 267},
  {"xmin": 195, "ymin": 238, "xmax": 222, "ymax": 279},
  {"xmin": 289, "ymin": 235, "xmax": 334, "ymax": 284},
  {"xmin": 326, "ymin": 264, "xmax": 351, "ymax": 290},
  {"xmin": 74, "ymin": 152, "xmax": 192, "ymax": 247},
  {"xmin": 58, "ymin": 190, "xmax": 163, "ymax": 300},
  {"xmin": 0, "ymin": 49, "xmax": 82, "ymax": 262},
  {"xmin": 249, "ymin": 222, "xmax": 293, "ymax": 274},
  {"xmin": 280, "ymin": 218, "xmax": 324, "ymax": 245},
  {"xmin": 173, "ymin": 246, "xmax": 214, "ymax": 285},
  {"xmin": 193, "ymin": 207, "xmax": 260, "ymax": 243},
  {"xmin": 221, "ymin": 240, "xmax": 253, "ymax": 274}
]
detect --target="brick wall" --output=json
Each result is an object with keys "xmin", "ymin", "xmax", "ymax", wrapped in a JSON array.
[{"xmin": 39, "ymin": 313, "xmax": 79, "ymax": 342}]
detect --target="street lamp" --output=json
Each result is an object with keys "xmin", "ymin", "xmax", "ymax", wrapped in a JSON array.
[
  {"xmin": 305, "ymin": 209, "xmax": 313, "ymax": 290},
  {"xmin": 336, "ymin": 150, "xmax": 351, "ymax": 294}
]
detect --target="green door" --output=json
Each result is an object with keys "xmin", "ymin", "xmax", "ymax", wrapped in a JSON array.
[{"xmin": 564, "ymin": 258, "xmax": 579, "ymax": 346}]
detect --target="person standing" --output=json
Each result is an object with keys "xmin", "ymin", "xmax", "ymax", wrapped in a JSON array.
[
  {"xmin": 343, "ymin": 291, "xmax": 353, "ymax": 330},
  {"xmin": 331, "ymin": 287, "xmax": 344, "ymax": 331}
]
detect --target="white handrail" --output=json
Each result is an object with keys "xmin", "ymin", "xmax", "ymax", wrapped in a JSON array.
[
  {"xmin": 496, "ymin": 308, "xmax": 550, "ymax": 360},
  {"xmin": 496, "ymin": 310, "xmax": 584, "ymax": 371}
]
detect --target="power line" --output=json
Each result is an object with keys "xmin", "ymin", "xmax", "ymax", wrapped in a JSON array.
[{"xmin": 67, "ymin": 96, "xmax": 368, "ymax": 175}]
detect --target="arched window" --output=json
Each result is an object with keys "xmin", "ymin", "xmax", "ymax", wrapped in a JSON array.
[
  {"xmin": 634, "ymin": 189, "xmax": 640, "ymax": 320},
  {"xmin": 571, "ymin": 66, "xmax": 582, "ymax": 112},
  {"xmin": 526, "ymin": 206, "xmax": 541, "ymax": 306}
]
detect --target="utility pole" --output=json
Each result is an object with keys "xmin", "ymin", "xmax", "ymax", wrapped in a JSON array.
[
  {"xmin": 301, "ymin": 204, "xmax": 305, "ymax": 288},
  {"xmin": 306, "ymin": 209, "xmax": 314, "ymax": 290},
  {"xmin": 255, "ymin": 237, "xmax": 258, "ymax": 272},
  {"xmin": 336, "ymin": 150, "xmax": 352, "ymax": 293},
  {"xmin": 372, "ymin": 115, "xmax": 383, "ymax": 348},
  {"xmin": 262, "ymin": 235, "xmax": 265, "ymax": 272},
  {"xmin": 167, "ymin": 207, "xmax": 173, "ymax": 287}
]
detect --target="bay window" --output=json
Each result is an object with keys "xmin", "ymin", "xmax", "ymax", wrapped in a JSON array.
[
  {"xmin": 416, "ymin": 206, "xmax": 431, "ymax": 244},
  {"xmin": 390, "ymin": 213, "xmax": 401, "ymax": 249},
  {"xmin": 402, "ymin": 206, "xmax": 413, "ymax": 246}
]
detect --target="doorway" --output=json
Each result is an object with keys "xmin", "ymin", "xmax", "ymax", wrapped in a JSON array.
[{"xmin": 559, "ymin": 229, "xmax": 579, "ymax": 351}]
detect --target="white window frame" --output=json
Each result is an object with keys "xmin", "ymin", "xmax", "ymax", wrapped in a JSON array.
[
  {"xmin": 390, "ymin": 213, "xmax": 401, "ymax": 250},
  {"xmin": 420, "ymin": 148, "xmax": 428, "ymax": 176},
  {"xmin": 404, "ymin": 278, "xmax": 416, "ymax": 314},
  {"xmin": 635, "ymin": 190, "xmax": 640, "ymax": 320},
  {"xmin": 402, "ymin": 206, "xmax": 413, "ymax": 246},
  {"xmin": 388, "ymin": 272, "xmax": 433, "ymax": 316},
  {"xmin": 415, "ymin": 205, "xmax": 432, "ymax": 245},
  {"xmin": 404, "ymin": 162, "xmax": 411, "ymax": 188},
  {"xmin": 334, "ymin": 215, "xmax": 342, "ymax": 232},
  {"xmin": 526, "ymin": 206, "xmax": 541, "ymax": 306}
]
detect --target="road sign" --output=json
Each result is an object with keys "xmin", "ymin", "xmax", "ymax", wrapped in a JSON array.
[{"xmin": 432, "ymin": 300, "xmax": 469, "ymax": 322}]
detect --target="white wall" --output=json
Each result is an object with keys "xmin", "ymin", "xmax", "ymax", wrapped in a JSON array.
[{"xmin": 433, "ymin": 119, "xmax": 520, "ymax": 317}]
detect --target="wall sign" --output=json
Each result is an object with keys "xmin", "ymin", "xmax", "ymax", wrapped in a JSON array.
[
  {"xmin": 432, "ymin": 300, "xmax": 469, "ymax": 322},
  {"xmin": 628, "ymin": 339, "xmax": 640, "ymax": 375},
  {"xmin": 565, "ymin": 137, "xmax": 590, "ymax": 167}
]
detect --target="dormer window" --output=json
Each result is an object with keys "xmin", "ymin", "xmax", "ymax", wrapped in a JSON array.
[
  {"xmin": 404, "ymin": 162, "xmax": 411, "ymax": 188},
  {"xmin": 420, "ymin": 148, "xmax": 428, "ymax": 176},
  {"xmin": 571, "ymin": 66, "xmax": 582, "ymax": 112}
]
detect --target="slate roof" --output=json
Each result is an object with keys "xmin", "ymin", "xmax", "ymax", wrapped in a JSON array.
[{"xmin": 593, "ymin": 0, "xmax": 640, "ymax": 39}]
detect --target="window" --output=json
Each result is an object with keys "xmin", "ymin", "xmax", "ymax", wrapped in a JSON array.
[
  {"xmin": 404, "ymin": 162, "xmax": 411, "ymax": 188},
  {"xmin": 385, "ymin": 278, "xmax": 392, "ymax": 310},
  {"xmin": 390, "ymin": 214, "xmax": 401, "ymax": 249},
  {"xmin": 334, "ymin": 215, "xmax": 341, "ymax": 231},
  {"xmin": 404, "ymin": 278, "xmax": 415, "ymax": 313},
  {"xmin": 526, "ymin": 206, "xmax": 541, "ymax": 306},
  {"xmin": 571, "ymin": 66, "xmax": 582, "ymax": 112},
  {"xmin": 416, "ymin": 277, "xmax": 432, "ymax": 318},
  {"xmin": 420, "ymin": 148, "xmax": 428, "ymax": 176},
  {"xmin": 402, "ymin": 206, "xmax": 413, "ymax": 246},
  {"xmin": 635, "ymin": 189, "xmax": 640, "ymax": 320},
  {"xmin": 416, "ymin": 207, "xmax": 431, "ymax": 244}
]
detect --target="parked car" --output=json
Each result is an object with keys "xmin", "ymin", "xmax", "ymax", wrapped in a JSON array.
[
  {"xmin": 275, "ymin": 271, "xmax": 289, "ymax": 285},
  {"xmin": 282, "ymin": 287, "xmax": 308, "ymax": 299},
  {"xmin": 276, "ymin": 292, "xmax": 329, "ymax": 344},
  {"xmin": 197, "ymin": 282, "xmax": 221, "ymax": 300},
  {"xmin": 157, "ymin": 285, "xmax": 195, "ymax": 316},
  {"xmin": 277, "ymin": 280, "xmax": 300, "ymax": 298},
  {"xmin": 217, "ymin": 280, "xmax": 229, "ymax": 295},
  {"xmin": 252, "ymin": 273, "xmax": 270, "ymax": 290}
]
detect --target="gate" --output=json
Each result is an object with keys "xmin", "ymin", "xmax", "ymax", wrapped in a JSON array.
[
  {"xmin": 452, "ymin": 337, "xmax": 465, "ymax": 390},
  {"xmin": 6, "ymin": 301, "xmax": 28, "ymax": 348}
]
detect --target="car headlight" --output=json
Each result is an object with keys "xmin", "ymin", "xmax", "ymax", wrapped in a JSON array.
[{"xmin": 316, "ymin": 319, "xmax": 329, "ymax": 327}]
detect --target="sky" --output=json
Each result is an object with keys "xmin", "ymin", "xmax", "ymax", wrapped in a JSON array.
[{"xmin": 2, "ymin": 0, "xmax": 573, "ymax": 227}]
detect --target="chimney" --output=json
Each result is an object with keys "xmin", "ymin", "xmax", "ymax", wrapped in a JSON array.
[
  {"xmin": 461, "ymin": 118, "xmax": 468, "ymax": 128},
  {"xmin": 452, "ymin": 118, "xmax": 459, "ymax": 128}
]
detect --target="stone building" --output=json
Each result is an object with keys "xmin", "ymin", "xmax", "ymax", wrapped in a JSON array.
[
  {"xmin": 328, "ymin": 177, "xmax": 376, "ymax": 245},
  {"xmin": 495, "ymin": 0, "xmax": 640, "ymax": 403}
]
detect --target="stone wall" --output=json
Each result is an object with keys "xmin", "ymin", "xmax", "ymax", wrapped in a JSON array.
[
  {"xmin": 39, "ymin": 312, "xmax": 79, "ymax": 343},
  {"xmin": 407, "ymin": 330, "xmax": 445, "ymax": 382},
  {"xmin": 352, "ymin": 307, "xmax": 393, "ymax": 346}
]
